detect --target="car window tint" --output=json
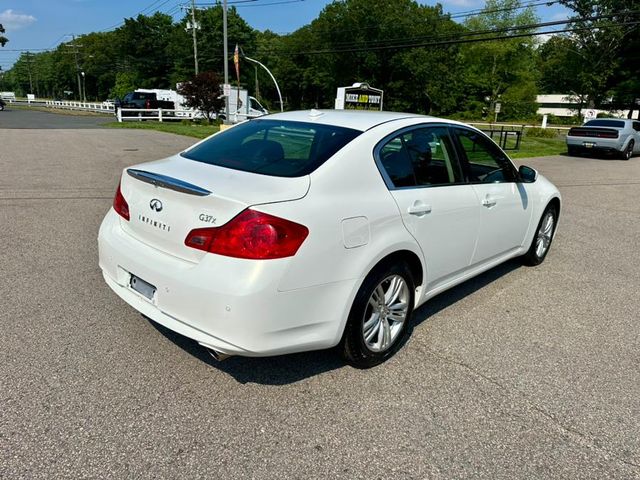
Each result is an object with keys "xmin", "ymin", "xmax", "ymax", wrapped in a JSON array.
[
  {"xmin": 181, "ymin": 120, "xmax": 361, "ymax": 177},
  {"xmin": 585, "ymin": 120, "xmax": 625, "ymax": 128},
  {"xmin": 379, "ymin": 137, "xmax": 417, "ymax": 188},
  {"xmin": 633, "ymin": 122, "xmax": 640, "ymax": 132},
  {"xmin": 455, "ymin": 129, "xmax": 512, "ymax": 183},
  {"xmin": 402, "ymin": 127, "xmax": 462, "ymax": 186}
]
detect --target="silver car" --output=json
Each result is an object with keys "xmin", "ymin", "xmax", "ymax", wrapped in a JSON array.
[{"xmin": 567, "ymin": 118, "xmax": 640, "ymax": 160}]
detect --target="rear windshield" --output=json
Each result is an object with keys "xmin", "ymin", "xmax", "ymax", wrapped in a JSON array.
[
  {"xmin": 585, "ymin": 120, "xmax": 625, "ymax": 128},
  {"xmin": 181, "ymin": 119, "xmax": 362, "ymax": 177}
]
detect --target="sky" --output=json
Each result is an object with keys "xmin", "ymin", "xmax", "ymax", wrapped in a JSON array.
[{"xmin": 0, "ymin": 0, "xmax": 572, "ymax": 71}]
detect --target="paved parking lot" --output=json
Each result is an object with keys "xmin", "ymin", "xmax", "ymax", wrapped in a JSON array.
[{"xmin": 1, "ymin": 115, "xmax": 640, "ymax": 478}]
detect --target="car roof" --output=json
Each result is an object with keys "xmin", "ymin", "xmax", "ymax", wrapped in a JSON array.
[
  {"xmin": 585, "ymin": 118, "xmax": 631, "ymax": 125},
  {"xmin": 263, "ymin": 109, "xmax": 451, "ymax": 131}
]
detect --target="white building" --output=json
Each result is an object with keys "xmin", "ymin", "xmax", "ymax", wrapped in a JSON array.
[{"xmin": 537, "ymin": 94, "xmax": 631, "ymax": 118}]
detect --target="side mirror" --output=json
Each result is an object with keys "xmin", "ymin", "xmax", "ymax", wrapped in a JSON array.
[{"xmin": 518, "ymin": 165, "xmax": 538, "ymax": 183}]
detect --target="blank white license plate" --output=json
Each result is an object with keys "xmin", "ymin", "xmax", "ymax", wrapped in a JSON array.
[{"xmin": 130, "ymin": 274, "xmax": 156, "ymax": 301}]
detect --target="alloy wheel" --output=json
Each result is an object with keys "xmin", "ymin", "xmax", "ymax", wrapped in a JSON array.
[
  {"xmin": 535, "ymin": 211, "xmax": 555, "ymax": 258},
  {"xmin": 625, "ymin": 142, "xmax": 634, "ymax": 160},
  {"xmin": 362, "ymin": 275, "xmax": 410, "ymax": 353}
]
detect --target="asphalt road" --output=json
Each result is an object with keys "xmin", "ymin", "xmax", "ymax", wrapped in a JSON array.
[
  {"xmin": 0, "ymin": 106, "xmax": 113, "ymax": 129},
  {"xmin": 1, "ymin": 113, "xmax": 640, "ymax": 479}
]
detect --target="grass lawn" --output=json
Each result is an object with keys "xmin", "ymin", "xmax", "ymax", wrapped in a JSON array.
[
  {"xmin": 510, "ymin": 135, "xmax": 567, "ymax": 159},
  {"xmin": 106, "ymin": 121, "xmax": 220, "ymax": 139},
  {"xmin": 106, "ymin": 119, "xmax": 568, "ymax": 159}
]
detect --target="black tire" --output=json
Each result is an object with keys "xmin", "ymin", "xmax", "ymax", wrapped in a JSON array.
[
  {"xmin": 567, "ymin": 145, "xmax": 578, "ymax": 156},
  {"xmin": 621, "ymin": 140, "xmax": 634, "ymax": 160},
  {"xmin": 0, "ymin": 104, "xmax": 4, "ymax": 112},
  {"xmin": 341, "ymin": 261, "xmax": 415, "ymax": 368},
  {"xmin": 522, "ymin": 205, "xmax": 558, "ymax": 266}
]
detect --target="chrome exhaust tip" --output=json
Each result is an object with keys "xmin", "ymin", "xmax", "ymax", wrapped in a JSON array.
[{"xmin": 207, "ymin": 348, "xmax": 232, "ymax": 361}]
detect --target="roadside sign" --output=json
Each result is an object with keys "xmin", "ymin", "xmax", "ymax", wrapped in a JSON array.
[
  {"xmin": 494, "ymin": 102, "xmax": 501, "ymax": 113},
  {"xmin": 584, "ymin": 109, "xmax": 597, "ymax": 121},
  {"xmin": 222, "ymin": 84, "xmax": 231, "ymax": 97},
  {"xmin": 335, "ymin": 82, "xmax": 383, "ymax": 111}
]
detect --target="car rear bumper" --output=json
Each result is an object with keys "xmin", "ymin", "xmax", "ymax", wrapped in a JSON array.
[
  {"xmin": 566, "ymin": 137, "xmax": 624, "ymax": 154},
  {"xmin": 98, "ymin": 209, "xmax": 358, "ymax": 357}
]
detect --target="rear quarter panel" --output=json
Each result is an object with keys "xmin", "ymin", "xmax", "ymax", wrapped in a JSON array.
[{"xmin": 256, "ymin": 119, "xmax": 428, "ymax": 293}]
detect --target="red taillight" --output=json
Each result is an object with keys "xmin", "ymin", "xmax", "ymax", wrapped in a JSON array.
[
  {"xmin": 184, "ymin": 209, "xmax": 308, "ymax": 260},
  {"xmin": 113, "ymin": 182, "xmax": 130, "ymax": 221},
  {"xmin": 145, "ymin": 99, "xmax": 151, "ymax": 109}
]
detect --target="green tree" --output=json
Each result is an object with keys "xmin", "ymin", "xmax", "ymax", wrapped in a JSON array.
[
  {"xmin": 177, "ymin": 71, "xmax": 225, "ymax": 123},
  {"xmin": 0, "ymin": 23, "xmax": 7, "ymax": 47},
  {"xmin": 537, "ymin": 36, "xmax": 583, "ymax": 94},
  {"xmin": 110, "ymin": 71, "xmax": 139, "ymax": 99},
  {"xmin": 555, "ymin": 0, "xmax": 638, "ymax": 110},
  {"xmin": 460, "ymin": 0, "xmax": 540, "ymax": 120},
  {"xmin": 116, "ymin": 13, "xmax": 177, "ymax": 89},
  {"xmin": 253, "ymin": 0, "xmax": 464, "ymax": 114}
]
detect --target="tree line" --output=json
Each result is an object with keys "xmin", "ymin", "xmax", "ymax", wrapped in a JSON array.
[{"xmin": 2, "ymin": 0, "xmax": 638, "ymax": 120}]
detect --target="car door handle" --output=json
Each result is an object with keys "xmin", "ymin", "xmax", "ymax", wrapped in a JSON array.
[
  {"xmin": 407, "ymin": 202, "xmax": 432, "ymax": 216},
  {"xmin": 482, "ymin": 196, "xmax": 497, "ymax": 208}
]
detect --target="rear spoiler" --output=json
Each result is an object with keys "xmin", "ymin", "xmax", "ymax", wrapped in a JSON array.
[{"xmin": 127, "ymin": 169, "xmax": 211, "ymax": 196}]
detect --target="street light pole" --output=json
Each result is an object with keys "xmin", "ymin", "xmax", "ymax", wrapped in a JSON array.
[
  {"xmin": 242, "ymin": 53, "xmax": 283, "ymax": 112},
  {"xmin": 81, "ymin": 71, "xmax": 86, "ymax": 102},
  {"xmin": 223, "ymin": 0, "xmax": 230, "ymax": 124}
]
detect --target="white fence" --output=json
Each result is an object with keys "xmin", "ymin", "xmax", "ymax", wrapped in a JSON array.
[
  {"xmin": 116, "ymin": 108, "xmax": 201, "ymax": 122},
  {"xmin": 44, "ymin": 100, "xmax": 115, "ymax": 113},
  {"xmin": 469, "ymin": 122, "xmax": 571, "ymax": 132}
]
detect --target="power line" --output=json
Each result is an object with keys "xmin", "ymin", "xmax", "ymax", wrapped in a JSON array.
[
  {"xmin": 99, "ymin": 0, "xmax": 180, "ymax": 32},
  {"xmin": 190, "ymin": 0, "xmax": 307, "ymax": 6},
  {"xmin": 450, "ymin": 0, "xmax": 559, "ymax": 19},
  {"xmin": 262, "ymin": 10, "xmax": 639, "ymax": 53},
  {"xmin": 264, "ymin": 0, "xmax": 558, "ymax": 37},
  {"xmin": 255, "ymin": 13, "xmax": 639, "ymax": 56},
  {"xmin": 235, "ymin": 0, "xmax": 307, "ymax": 6}
]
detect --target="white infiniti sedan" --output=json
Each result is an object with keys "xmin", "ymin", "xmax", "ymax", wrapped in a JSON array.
[{"xmin": 98, "ymin": 110, "xmax": 561, "ymax": 368}]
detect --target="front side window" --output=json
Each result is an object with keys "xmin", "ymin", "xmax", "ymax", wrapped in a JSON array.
[
  {"xmin": 378, "ymin": 126, "xmax": 462, "ymax": 188},
  {"xmin": 181, "ymin": 120, "xmax": 361, "ymax": 177},
  {"xmin": 250, "ymin": 98, "xmax": 262, "ymax": 110},
  {"xmin": 454, "ymin": 129, "xmax": 514, "ymax": 183}
]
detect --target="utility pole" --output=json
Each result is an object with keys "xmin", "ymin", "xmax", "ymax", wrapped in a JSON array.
[
  {"xmin": 71, "ymin": 34, "xmax": 82, "ymax": 101},
  {"xmin": 190, "ymin": 0, "xmax": 199, "ymax": 75},
  {"xmin": 25, "ymin": 52, "xmax": 34, "ymax": 94},
  {"xmin": 223, "ymin": 0, "xmax": 230, "ymax": 124}
]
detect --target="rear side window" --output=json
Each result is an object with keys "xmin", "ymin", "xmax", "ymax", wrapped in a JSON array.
[
  {"xmin": 633, "ymin": 122, "xmax": 640, "ymax": 132},
  {"xmin": 182, "ymin": 120, "xmax": 361, "ymax": 177},
  {"xmin": 377, "ymin": 126, "xmax": 463, "ymax": 188}
]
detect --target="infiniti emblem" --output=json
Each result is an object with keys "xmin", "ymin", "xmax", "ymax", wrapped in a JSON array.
[{"xmin": 149, "ymin": 198, "xmax": 163, "ymax": 212}]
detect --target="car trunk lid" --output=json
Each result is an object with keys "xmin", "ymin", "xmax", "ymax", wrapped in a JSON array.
[{"xmin": 118, "ymin": 154, "xmax": 310, "ymax": 262}]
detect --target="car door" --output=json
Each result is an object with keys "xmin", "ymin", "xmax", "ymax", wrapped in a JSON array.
[
  {"xmin": 376, "ymin": 125, "xmax": 481, "ymax": 292},
  {"xmin": 452, "ymin": 127, "xmax": 532, "ymax": 265}
]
